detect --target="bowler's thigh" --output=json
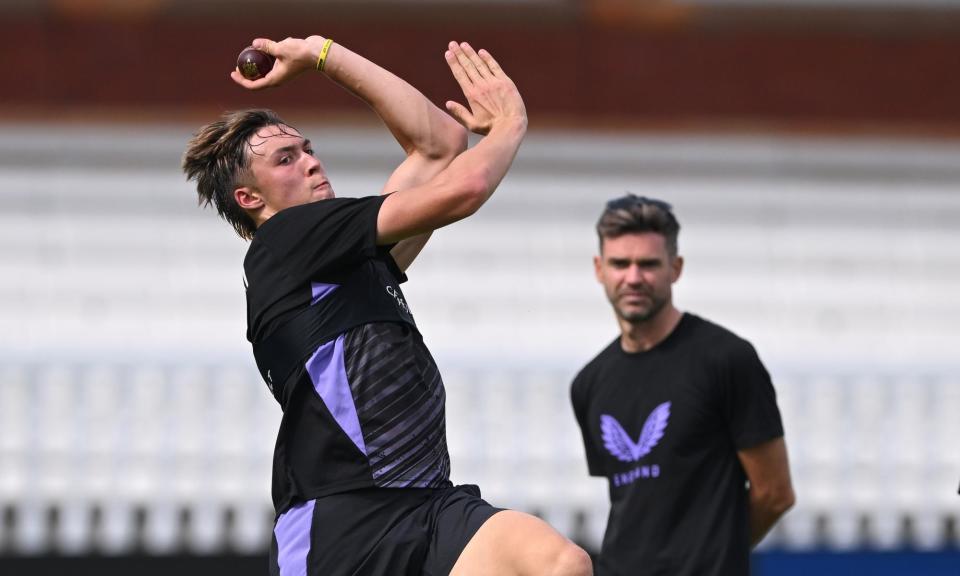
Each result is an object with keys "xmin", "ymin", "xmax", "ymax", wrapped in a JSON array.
[{"xmin": 450, "ymin": 509, "xmax": 589, "ymax": 576}]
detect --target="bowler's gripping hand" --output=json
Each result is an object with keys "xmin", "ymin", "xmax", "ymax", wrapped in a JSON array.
[
  {"xmin": 444, "ymin": 42, "xmax": 526, "ymax": 135},
  {"xmin": 231, "ymin": 35, "xmax": 330, "ymax": 90}
]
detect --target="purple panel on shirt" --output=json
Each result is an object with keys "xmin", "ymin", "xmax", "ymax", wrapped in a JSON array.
[
  {"xmin": 310, "ymin": 282, "xmax": 340, "ymax": 305},
  {"xmin": 305, "ymin": 334, "xmax": 367, "ymax": 455},
  {"xmin": 274, "ymin": 499, "xmax": 315, "ymax": 576}
]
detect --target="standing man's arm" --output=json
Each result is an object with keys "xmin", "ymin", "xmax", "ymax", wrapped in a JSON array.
[
  {"xmin": 737, "ymin": 437, "xmax": 796, "ymax": 547},
  {"xmin": 232, "ymin": 35, "xmax": 468, "ymax": 271}
]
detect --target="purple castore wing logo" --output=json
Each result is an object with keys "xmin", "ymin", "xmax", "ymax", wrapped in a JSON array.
[{"xmin": 601, "ymin": 402, "xmax": 671, "ymax": 462}]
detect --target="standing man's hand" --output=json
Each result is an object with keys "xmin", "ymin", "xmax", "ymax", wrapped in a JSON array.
[
  {"xmin": 738, "ymin": 437, "xmax": 796, "ymax": 547},
  {"xmin": 230, "ymin": 35, "xmax": 331, "ymax": 90},
  {"xmin": 444, "ymin": 42, "xmax": 527, "ymax": 135}
]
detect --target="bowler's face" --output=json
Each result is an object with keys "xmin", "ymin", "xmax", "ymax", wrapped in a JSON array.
[
  {"xmin": 246, "ymin": 124, "xmax": 334, "ymax": 214},
  {"xmin": 594, "ymin": 233, "xmax": 682, "ymax": 324}
]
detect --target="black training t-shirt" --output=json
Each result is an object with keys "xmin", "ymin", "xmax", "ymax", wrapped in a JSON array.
[
  {"xmin": 571, "ymin": 313, "xmax": 784, "ymax": 576},
  {"xmin": 244, "ymin": 197, "xmax": 452, "ymax": 514}
]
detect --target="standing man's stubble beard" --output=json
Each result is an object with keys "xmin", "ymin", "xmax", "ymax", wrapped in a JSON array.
[{"xmin": 616, "ymin": 293, "xmax": 668, "ymax": 325}]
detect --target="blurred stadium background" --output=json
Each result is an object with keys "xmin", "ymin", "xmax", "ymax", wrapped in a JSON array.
[{"xmin": 2, "ymin": 0, "xmax": 959, "ymax": 574}]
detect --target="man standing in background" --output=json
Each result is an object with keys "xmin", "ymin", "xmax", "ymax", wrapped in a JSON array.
[{"xmin": 571, "ymin": 194, "xmax": 795, "ymax": 575}]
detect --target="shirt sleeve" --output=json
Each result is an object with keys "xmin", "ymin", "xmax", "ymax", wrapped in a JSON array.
[
  {"xmin": 571, "ymin": 372, "xmax": 606, "ymax": 477},
  {"xmin": 721, "ymin": 340, "xmax": 785, "ymax": 451},
  {"xmin": 258, "ymin": 196, "xmax": 386, "ymax": 283}
]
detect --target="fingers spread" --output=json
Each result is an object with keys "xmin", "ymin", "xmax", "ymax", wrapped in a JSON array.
[
  {"xmin": 459, "ymin": 42, "xmax": 489, "ymax": 79},
  {"xmin": 445, "ymin": 100, "xmax": 473, "ymax": 129},
  {"xmin": 444, "ymin": 41, "xmax": 515, "ymax": 135},
  {"xmin": 478, "ymin": 49, "xmax": 504, "ymax": 78},
  {"xmin": 449, "ymin": 41, "xmax": 484, "ymax": 85},
  {"xmin": 445, "ymin": 45, "xmax": 472, "ymax": 88}
]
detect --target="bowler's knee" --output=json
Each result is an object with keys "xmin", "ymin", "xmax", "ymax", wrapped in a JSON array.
[{"xmin": 549, "ymin": 541, "xmax": 593, "ymax": 576}]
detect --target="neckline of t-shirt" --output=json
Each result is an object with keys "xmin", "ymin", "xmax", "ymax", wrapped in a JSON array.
[
  {"xmin": 254, "ymin": 199, "xmax": 323, "ymax": 237},
  {"xmin": 616, "ymin": 311, "xmax": 692, "ymax": 358}
]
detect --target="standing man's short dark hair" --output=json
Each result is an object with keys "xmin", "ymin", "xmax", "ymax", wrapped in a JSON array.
[
  {"xmin": 596, "ymin": 194, "xmax": 680, "ymax": 256},
  {"xmin": 571, "ymin": 194, "xmax": 795, "ymax": 575},
  {"xmin": 183, "ymin": 34, "xmax": 593, "ymax": 576}
]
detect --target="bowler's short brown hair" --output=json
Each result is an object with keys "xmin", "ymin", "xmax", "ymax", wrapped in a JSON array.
[{"xmin": 182, "ymin": 109, "xmax": 288, "ymax": 240}]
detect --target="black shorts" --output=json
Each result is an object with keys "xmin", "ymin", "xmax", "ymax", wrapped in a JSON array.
[{"xmin": 269, "ymin": 484, "xmax": 501, "ymax": 576}]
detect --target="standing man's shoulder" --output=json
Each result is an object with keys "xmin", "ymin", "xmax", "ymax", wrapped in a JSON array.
[
  {"xmin": 571, "ymin": 337, "xmax": 623, "ymax": 392},
  {"xmin": 682, "ymin": 313, "xmax": 764, "ymax": 362},
  {"xmin": 688, "ymin": 313, "xmax": 784, "ymax": 444}
]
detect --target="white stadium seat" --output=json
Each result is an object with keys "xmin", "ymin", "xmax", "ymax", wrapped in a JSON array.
[{"xmin": 1, "ymin": 125, "xmax": 959, "ymax": 553}]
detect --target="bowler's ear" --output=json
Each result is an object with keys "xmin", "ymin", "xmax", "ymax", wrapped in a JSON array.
[
  {"xmin": 235, "ymin": 186, "xmax": 263, "ymax": 210},
  {"xmin": 594, "ymin": 254, "xmax": 603, "ymax": 283}
]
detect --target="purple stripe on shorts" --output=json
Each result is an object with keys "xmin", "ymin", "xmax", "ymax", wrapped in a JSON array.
[
  {"xmin": 305, "ymin": 334, "xmax": 367, "ymax": 455},
  {"xmin": 310, "ymin": 282, "xmax": 339, "ymax": 305},
  {"xmin": 274, "ymin": 500, "xmax": 315, "ymax": 576}
]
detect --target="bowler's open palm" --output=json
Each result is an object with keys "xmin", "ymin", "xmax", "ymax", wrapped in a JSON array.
[{"xmin": 444, "ymin": 42, "xmax": 526, "ymax": 135}]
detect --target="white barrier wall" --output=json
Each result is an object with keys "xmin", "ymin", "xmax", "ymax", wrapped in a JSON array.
[
  {"xmin": 0, "ymin": 360, "xmax": 957, "ymax": 553},
  {"xmin": 0, "ymin": 124, "xmax": 958, "ymax": 554}
]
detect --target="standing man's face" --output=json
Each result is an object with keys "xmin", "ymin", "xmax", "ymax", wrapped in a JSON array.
[
  {"xmin": 594, "ymin": 232, "xmax": 683, "ymax": 324},
  {"xmin": 234, "ymin": 124, "xmax": 335, "ymax": 224}
]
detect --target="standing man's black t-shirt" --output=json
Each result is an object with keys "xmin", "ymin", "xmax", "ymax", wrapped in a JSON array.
[
  {"xmin": 244, "ymin": 196, "xmax": 452, "ymax": 515},
  {"xmin": 571, "ymin": 313, "xmax": 784, "ymax": 576}
]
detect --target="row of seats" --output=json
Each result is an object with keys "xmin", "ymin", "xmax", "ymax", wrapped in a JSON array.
[
  {"xmin": 1, "ymin": 361, "xmax": 958, "ymax": 553},
  {"xmin": 2, "ymin": 125, "xmax": 959, "ymax": 554},
  {"xmin": 2, "ymin": 499, "xmax": 956, "ymax": 556},
  {"xmin": 2, "ymin": 162, "xmax": 959, "ymax": 367}
]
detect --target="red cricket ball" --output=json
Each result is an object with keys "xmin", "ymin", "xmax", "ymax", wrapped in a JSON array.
[{"xmin": 236, "ymin": 47, "xmax": 275, "ymax": 80}]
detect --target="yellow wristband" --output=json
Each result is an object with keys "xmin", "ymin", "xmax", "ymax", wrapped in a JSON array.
[{"xmin": 316, "ymin": 38, "xmax": 334, "ymax": 72}]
